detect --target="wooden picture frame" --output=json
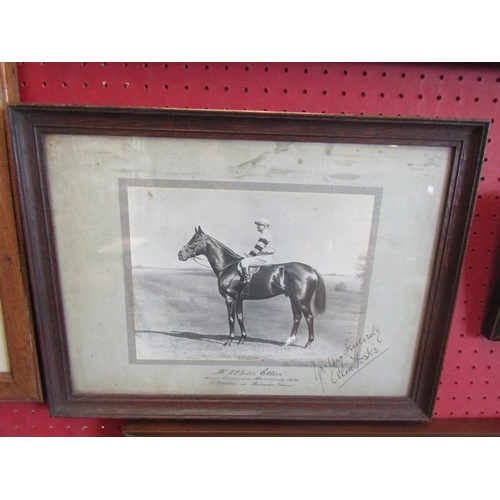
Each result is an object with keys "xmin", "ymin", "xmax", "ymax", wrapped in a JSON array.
[
  {"xmin": 0, "ymin": 64, "xmax": 42, "ymax": 400},
  {"xmin": 8, "ymin": 104, "xmax": 488, "ymax": 419},
  {"xmin": 482, "ymin": 278, "xmax": 500, "ymax": 341}
]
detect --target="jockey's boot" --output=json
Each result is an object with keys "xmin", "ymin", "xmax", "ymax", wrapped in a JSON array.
[{"xmin": 241, "ymin": 268, "xmax": 251, "ymax": 284}]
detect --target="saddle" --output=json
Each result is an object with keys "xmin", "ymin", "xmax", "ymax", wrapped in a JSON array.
[
  {"xmin": 239, "ymin": 263, "xmax": 288, "ymax": 295},
  {"xmin": 247, "ymin": 265, "xmax": 265, "ymax": 280}
]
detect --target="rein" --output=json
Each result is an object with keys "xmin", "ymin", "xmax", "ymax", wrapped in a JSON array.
[
  {"xmin": 192, "ymin": 256, "xmax": 212, "ymax": 268},
  {"xmin": 185, "ymin": 232, "xmax": 241, "ymax": 272}
]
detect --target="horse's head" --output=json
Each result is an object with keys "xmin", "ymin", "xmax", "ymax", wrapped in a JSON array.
[{"xmin": 178, "ymin": 226, "xmax": 207, "ymax": 261}]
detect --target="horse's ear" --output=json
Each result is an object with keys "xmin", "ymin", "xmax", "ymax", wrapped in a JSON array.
[
  {"xmin": 195, "ymin": 226, "xmax": 199, "ymax": 234},
  {"xmin": 198, "ymin": 225, "xmax": 203, "ymax": 234}
]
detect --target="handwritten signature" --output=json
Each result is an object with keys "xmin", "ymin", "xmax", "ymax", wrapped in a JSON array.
[{"xmin": 312, "ymin": 326, "xmax": 387, "ymax": 392}]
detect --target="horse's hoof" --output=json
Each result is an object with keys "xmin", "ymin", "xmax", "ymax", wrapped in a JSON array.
[
  {"xmin": 224, "ymin": 340, "xmax": 233, "ymax": 346},
  {"xmin": 238, "ymin": 339, "xmax": 245, "ymax": 345},
  {"xmin": 304, "ymin": 343, "xmax": 312, "ymax": 349}
]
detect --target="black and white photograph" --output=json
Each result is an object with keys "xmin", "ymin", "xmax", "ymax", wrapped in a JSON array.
[
  {"xmin": 121, "ymin": 181, "xmax": 381, "ymax": 366},
  {"xmin": 27, "ymin": 120, "xmax": 458, "ymax": 403}
]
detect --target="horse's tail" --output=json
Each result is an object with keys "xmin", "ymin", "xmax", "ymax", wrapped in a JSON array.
[{"xmin": 314, "ymin": 270, "xmax": 326, "ymax": 315}]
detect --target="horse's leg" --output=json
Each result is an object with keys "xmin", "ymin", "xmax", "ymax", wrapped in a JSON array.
[
  {"xmin": 236, "ymin": 298, "xmax": 247, "ymax": 345},
  {"xmin": 283, "ymin": 298, "xmax": 302, "ymax": 347},
  {"xmin": 299, "ymin": 300, "xmax": 314, "ymax": 349},
  {"xmin": 223, "ymin": 296, "xmax": 236, "ymax": 346}
]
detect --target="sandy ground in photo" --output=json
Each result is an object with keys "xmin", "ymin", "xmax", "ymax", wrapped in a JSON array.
[{"xmin": 132, "ymin": 268, "xmax": 366, "ymax": 365}]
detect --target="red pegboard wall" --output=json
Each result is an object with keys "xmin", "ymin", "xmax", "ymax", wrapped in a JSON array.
[{"xmin": 1, "ymin": 62, "xmax": 500, "ymax": 436}]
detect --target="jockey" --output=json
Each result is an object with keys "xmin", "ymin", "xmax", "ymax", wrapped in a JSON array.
[{"xmin": 239, "ymin": 218, "xmax": 275, "ymax": 284}]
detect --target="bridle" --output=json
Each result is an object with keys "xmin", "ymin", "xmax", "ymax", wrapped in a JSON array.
[{"xmin": 184, "ymin": 234, "xmax": 211, "ymax": 268}]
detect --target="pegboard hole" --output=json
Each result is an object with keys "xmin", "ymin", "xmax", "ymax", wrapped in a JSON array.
[
  {"xmin": 323, "ymin": 70, "xmax": 328, "ymax": 75},
  {"xmin": 183, "ymin": 64, "xmax": 189, "ymax": 70},
  {"xmin": 343, "ymin": 70, "xmax": 348, "ymax": 76},
  {"xmin": 284, "ymin": 68, "xmax": 289, "ymax": 73},
  {"xmin": 420, "ymin": 74, "xmax": 425, "ymax": 79},
  {"xmin": 401, "ymin": 73, "xmax": 406, "ymax": 78},
  {"xmin": 204, "ymin": 65, "xmax": 209, "ymax": 70}
]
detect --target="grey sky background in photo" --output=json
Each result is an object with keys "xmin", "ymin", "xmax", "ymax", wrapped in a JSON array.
[{"xmin": 127, "ymin": 186, "xmax": 375, "ymax": 275}]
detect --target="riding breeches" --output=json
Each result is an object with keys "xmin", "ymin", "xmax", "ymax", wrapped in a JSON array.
[{"xmin": 240, "ymin": 254, "xmax": 273, "ymax": 270}]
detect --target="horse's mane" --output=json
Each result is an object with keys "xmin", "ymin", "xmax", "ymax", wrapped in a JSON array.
[{"xmin": 206, "ymin": 233, "xmax": 242, "ymax": 262}]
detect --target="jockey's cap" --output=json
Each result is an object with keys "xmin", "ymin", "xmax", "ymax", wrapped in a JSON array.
[{"xmin": 254, "ymin": 218, "xmax": 270, "ymax": 227}]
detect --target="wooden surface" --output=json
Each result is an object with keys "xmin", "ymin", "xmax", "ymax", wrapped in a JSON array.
[
  {"xmin": 7, "ymin": 103, "xmax": 488, "ymax": 419},
  {"xmin": 123, "ymin": 418, "xmax": 500, "ymax": 436},
  {"xmin": 0, "ymin": 63, "xmax": 42, "ymax": 400}
]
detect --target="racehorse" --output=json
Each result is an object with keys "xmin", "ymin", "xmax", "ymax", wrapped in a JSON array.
[{"xmin": 178, "ymin": 226, "xmax": 326, "ymax": 349}]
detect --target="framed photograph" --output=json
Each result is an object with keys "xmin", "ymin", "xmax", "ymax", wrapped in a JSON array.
[
  {"xmin": 482, "ymin": 279, "xmax": 500, "ymax": 341},
  {"xmin": 8, "ymin": 104, "xmax": 488, "ymax": 419},
  {"xmin": 0, "ymin": 64, "xmax": 42, "ymax": 401}
]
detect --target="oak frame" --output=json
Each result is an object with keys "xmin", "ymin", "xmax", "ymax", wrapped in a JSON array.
[
  {"xmin": 0, "ymin": 64, "xmax": 42, "ymax": 401},
  {"xmin": 7, "ymin": 103, "xmax": 488, "ymax": 419}
]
